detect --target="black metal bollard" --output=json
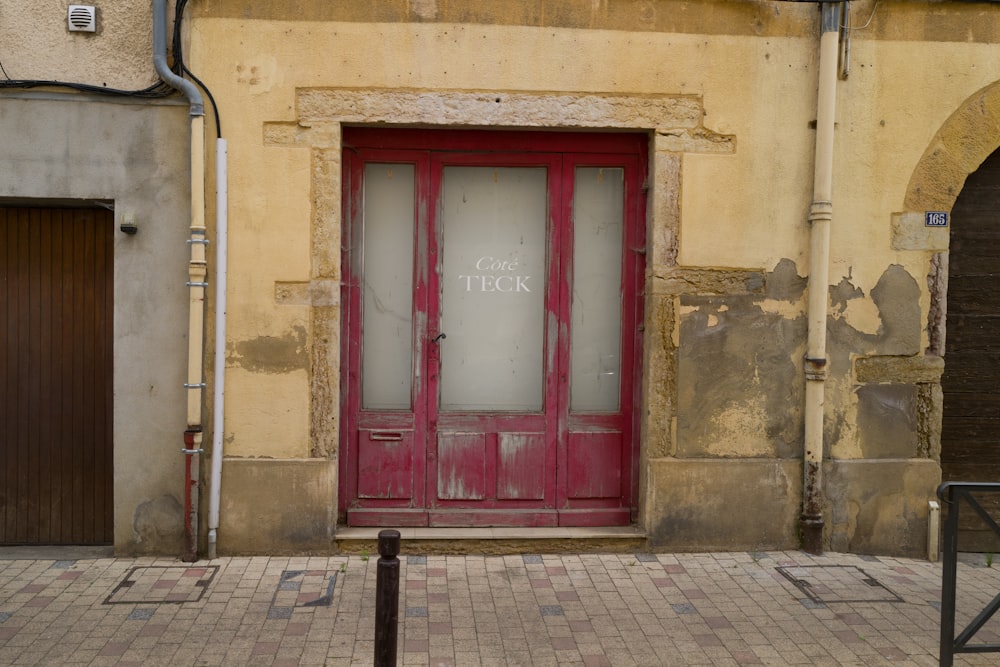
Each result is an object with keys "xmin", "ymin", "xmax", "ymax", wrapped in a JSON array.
[{"xmin": 374, "ymin": 529, "xmax": 401, "ymax": 667}]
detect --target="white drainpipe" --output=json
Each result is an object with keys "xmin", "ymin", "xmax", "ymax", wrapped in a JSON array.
[
  {"xmin": 801, "ymin": 1, "xmax": 843, "ymax": 555},
  {"xmin": 208, "ymin": 138, "xmax": 228, "ymax": 560}
]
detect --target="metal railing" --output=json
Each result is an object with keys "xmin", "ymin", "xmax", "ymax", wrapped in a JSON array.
[{"xmin": 938, "ymin": 482, "xmax": 1000, "ymax": 667}]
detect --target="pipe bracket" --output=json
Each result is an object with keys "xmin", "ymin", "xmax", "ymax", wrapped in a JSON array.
[
  {"xmin": 804, "ymin": 356, "xmax": 827, "ymax": 381},
  {"xmin": 184, "ymin": 382, "xmax": 206, "ymax": 389},
  {"xmin": 808, "ymin": 200, "xmax": 833, "ymax": 224},
  {"xmin": 186, "ymin": 281, "xmax": 209, "ymax": 287},
  {"xmin": 181, "ymin": 448, "xmax": 205, "ymax": 455}
]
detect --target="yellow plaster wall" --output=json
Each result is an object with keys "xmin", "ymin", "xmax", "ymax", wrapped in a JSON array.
[
  {"xmin": 191, "ymin": 6, "xmax": 1000, "ymax": 466},
  {"xmin": 193, "ymin": 18, "xmax": 757, "ymax": 458}
]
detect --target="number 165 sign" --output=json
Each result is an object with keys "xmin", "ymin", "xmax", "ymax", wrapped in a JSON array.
[{"xmin": 925, "ymin": 211, "xmax": 949, "ymax": 227}]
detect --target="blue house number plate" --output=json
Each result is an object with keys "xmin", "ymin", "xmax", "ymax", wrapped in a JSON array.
[{"xmin": 925, "ymin": 211, "xmax": 949, "ymax": 227}]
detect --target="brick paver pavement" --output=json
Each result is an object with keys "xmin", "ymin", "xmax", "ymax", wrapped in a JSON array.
[{"xmin": 1, "ymin": 549, "xmax": 999, "ymax": 665}]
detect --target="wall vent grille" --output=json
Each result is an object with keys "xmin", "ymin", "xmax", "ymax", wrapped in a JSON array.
[{"xmin": 68, "ymin": 5, "xmax": 97, "ymax": 33}]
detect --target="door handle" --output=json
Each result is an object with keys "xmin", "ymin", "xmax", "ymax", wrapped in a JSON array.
[{"xmin": 431, "ymin": 332, "xmax": 447, "ymax": 343}]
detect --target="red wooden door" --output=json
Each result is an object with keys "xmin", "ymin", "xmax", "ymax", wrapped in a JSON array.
[
  {"xmin": 1, "ymin": 207, "xmax": 114, "ymax": 545},
  {"xmin": 340, "ymin": 130, "xmax": 645, "ymax": 528}
]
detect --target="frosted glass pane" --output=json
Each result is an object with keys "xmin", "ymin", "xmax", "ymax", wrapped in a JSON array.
[
  {"xmin": 571, "ymin": 167, "xmax": 623, "ymax": 412},
  {"xmin": 440, "ymin": 167, "xmax": 547, "ymax": 411},
  {"xmin": 362, "ymin": 163, "xmax": 414, "ymax": 410}
]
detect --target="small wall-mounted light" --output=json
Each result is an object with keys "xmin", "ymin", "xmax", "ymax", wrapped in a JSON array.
[
  {"xmin": 120, "ymin": 213, "xmax": 138, "ymax": 235},
  {"xmin": 68, "ymin": 5, "xmax": 97, "ymax": 33}
]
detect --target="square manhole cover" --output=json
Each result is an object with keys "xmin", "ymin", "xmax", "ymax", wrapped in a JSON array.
[
  {"xmin": 272, "ymin": 570, "xmax": 337, "ymax": 608},
  {"xmin": 104, "ymin": 566, "xmax": 219, "ymax": 605},
  {"xmin": 267, "ymin": 570, "xmax": 338, "ymax": 618},
  {"xmin": 775, "ymin": 565, "xmax": 903, "ymax": 604}
]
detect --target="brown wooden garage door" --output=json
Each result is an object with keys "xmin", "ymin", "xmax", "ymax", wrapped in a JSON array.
[
  {"xmin": 942, "ymin": 147, "xmax": 1000, "ymax": 551},
  {"xmin": 1, "ymin": 207, "xmax": 113, "ymax": 545}
]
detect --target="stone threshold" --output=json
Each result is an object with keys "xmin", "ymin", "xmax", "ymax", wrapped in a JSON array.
[
  {"xmin": 336, "ymin": 526, "xmax": 645, "ymax": 540},
  {"xmin": 335, "ymin": 526, "xmax": 648, "ymax": 555}
]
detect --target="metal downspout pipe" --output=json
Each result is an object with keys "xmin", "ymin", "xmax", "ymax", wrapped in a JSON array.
[
  {"xmin": 801, "ymin": 1, "xmax": 843, "ymax": 555},
  {"xmin": 208, "ymin": 140, "xmax": 228, "ymax": 560},
  {"xmin": 153, "ymin": 0, "xmax": 206, "ymax": 562}
]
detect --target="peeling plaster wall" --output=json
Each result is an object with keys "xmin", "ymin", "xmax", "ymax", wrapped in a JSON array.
[
  {"xmin": 825, "ymin": 460, "xmax": 939, "ymax": 557},
  {"xmin": 676, "ymin": 259, "xmax": 806, "ymax": 460},
  {"xmin": 186, "ymin": 0, "xmax": 1000, "ymax": 555},
  {"xmin": 667, "ymin": 254, "xmax": 939, "ymax": 552}
]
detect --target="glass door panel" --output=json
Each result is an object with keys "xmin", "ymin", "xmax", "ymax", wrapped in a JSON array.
[
  {"xmin": 570, "ymin": 167, "xmax": 624, "ymax": 412},
  {"xmin": 438, "ymin": 166, "xmax": 548, "ymax": 412},
  {"xmin": 361, "ymin": 163, "xmax": 415, "ymax": 410}
]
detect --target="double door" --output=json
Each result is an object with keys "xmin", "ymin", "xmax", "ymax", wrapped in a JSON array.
[{"xmin": 340, "ymin": 130, "xmax": 645, "ymax": 527}]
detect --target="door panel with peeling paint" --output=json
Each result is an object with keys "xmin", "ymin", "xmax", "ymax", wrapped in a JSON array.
[{"xmin": 340, "ymin": 129, "xmax": 645, "ymax": 527}]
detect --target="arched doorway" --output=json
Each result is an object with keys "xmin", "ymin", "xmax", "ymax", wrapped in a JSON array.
[{"xmin": 941, "ymin": 145, "xmax": 1000, "ymax": 551}]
